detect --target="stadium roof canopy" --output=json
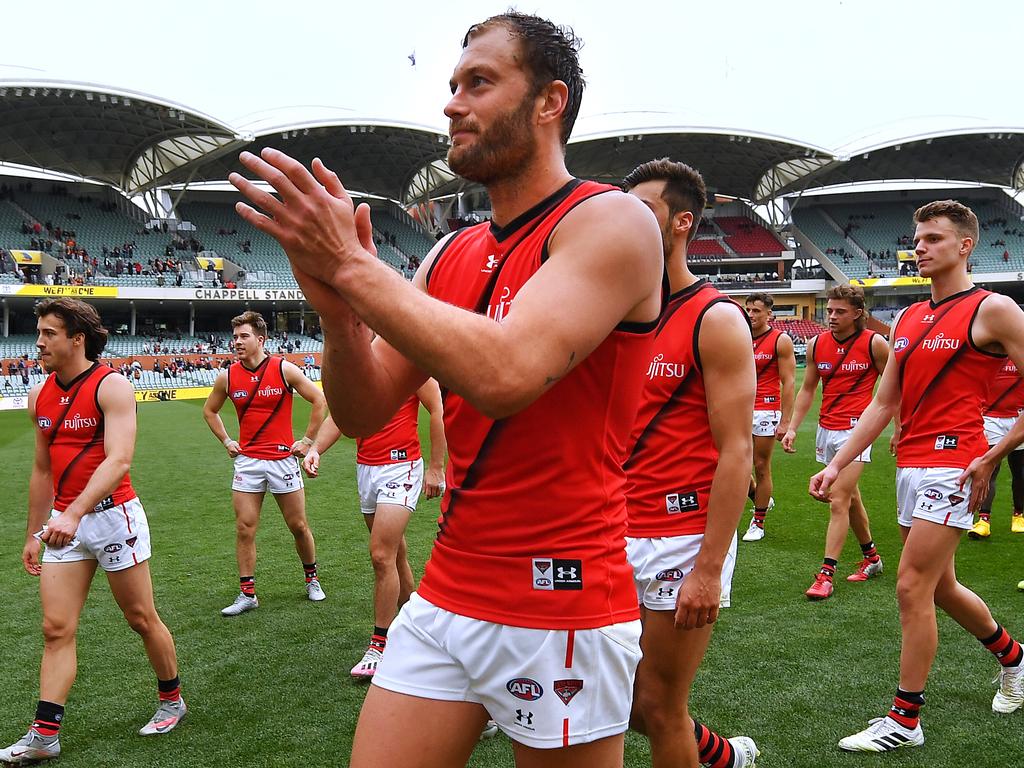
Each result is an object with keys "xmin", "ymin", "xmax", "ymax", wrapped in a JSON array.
[
  {"xmin": 182, "ymin": 113, "xmax": 451, "ymax": 204},
  {"xmin": 773, "ymin": 127, "xmax": 1024, "ymax": 198},
  {"xmin": 0, "ymin": 79, "xmax": 249, "ymax": 195}
]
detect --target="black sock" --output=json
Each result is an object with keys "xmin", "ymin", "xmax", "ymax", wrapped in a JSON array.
[
  {"xmin": 821, "ymin": 557, "xmax": 838, "ymax": 578},
  {"xmin": 303, "ymin": 562, "xmax": 318, "ymax": 582},
  {"xmin": 32, "ymin": 701, "xmax": 64, "ymax": 737}
]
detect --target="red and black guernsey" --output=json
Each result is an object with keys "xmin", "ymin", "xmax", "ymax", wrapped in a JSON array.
[
  {"xmin": 813, "ymin": 329, "xmax": 881, "ymax": 430},
  {"xmin": 356, "ymin": 395, "xmax": 422, "ymax": 465},
  {"xmin": 893, "ymin": 287, "xmax": 1004, "ymax": 468},
  {"xmin": 985, "ymin": 359, "xmax": 1024, "ymax": 418},
  {"xmin": 419, "ymin": 178, "xmax": 657, "ymax": 630},
  {"xmin": 227, "ymin": 356, "xmax": 295, "ymax": 460},
  {"xmin": 35, "ymin": 363, "xmax": 135, "ymax": 512},
  {"xmin": 752, "ymin": 327, "xmax": 785, "ymax": 409},
  {"xmin": 625, "ymin": 281, "xmax": 743, "ymax": 537}
]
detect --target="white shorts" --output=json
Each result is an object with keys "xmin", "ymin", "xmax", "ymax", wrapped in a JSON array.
[
  {"xmin": 41, "ymin": 498, "xmax": 152, "ymax": 572},
  {"xmin": 815, "ymin": 425, "xmax": 872, "ymax": 464},
  {"xmin": 626, "ymin": 532, "xmax": 738, "ymax": 610},
  {"xmin": 373, "ymin": 592, "xmax": 642, "ymax": 749},
  {"xmin": 984, "ymin": 415, "xmax": 1024, "ymax": 451},
  {"xmin": 752, "ymin": 410, "xmax": 781, "ymax": 438},
  {"xmin": 357, "ymin": 459, "xmax": 423, "ymax": 515},
  {"xmin": 896, "ymin": 467, "xmax": 973, "ymax": 530},
  {"xmin": 232, "ymin": 455, "xmax": 304, "ymax": 494}
]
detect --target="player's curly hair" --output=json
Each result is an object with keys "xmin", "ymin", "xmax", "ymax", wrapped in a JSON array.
[
  {"xmin": 231, "ymin": 310, "xmax": 268, "ymax": 339},
  {"xmin": 463, "ymin": 11, "xmax": 585, "ymax": 145},
  {"xmin": 35, "ymin": 298, "xmax": 108, "ymax": 361},
  {"xmin": 914, "ymin": 199, "xmax": 979, "ymax": 246},
  {"xmin": 623, "ymin": 158, "xmax": 707, "ymax": 243},
  {"xmin": 826, "ymin": 284, "xmax": 867, "ymax": 331}
]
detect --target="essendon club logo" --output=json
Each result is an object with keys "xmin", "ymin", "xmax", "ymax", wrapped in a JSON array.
[
  {"xmin": 506, "ymin": 678, "xmax": 543, "ymax": 701},
  {"xmin": 553, "ymin": 679, "xmax": 583, "ymax": 706}
]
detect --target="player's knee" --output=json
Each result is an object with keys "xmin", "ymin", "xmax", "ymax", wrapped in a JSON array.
[
  {"xmin": 235, "ymin": 519, "xmax": 258, "ymax": 539},
  {"xmin": 42, "ymin": 616, "xmax": 74, "ymax": 645},
  {"xmin": 369, "ymin": 543, "xmax": 398, "ymax": 572},
  {"xmin": 829, "ymin": 493, "xmax": 852, "ymax": 513},
  {"xmin": 123, "ymin": 607, "xmax": 157, "ymax": 636},
  {"xmin": 753, "ymin": 456, "xmax": 770, "ymax": 474},
  {"xmin": 895, "ymin": 570, "xmax": 929, "ymax": 612},
  {"xmin": 634, "ymin": 677, "xmax": 686, "ymax": 732},
  {"xmin": 287, "ymin": 519, "xmax": 310, "ymax": 540}
]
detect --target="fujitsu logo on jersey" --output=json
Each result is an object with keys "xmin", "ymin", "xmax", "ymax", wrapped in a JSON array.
[
  {"xmin": 753, "ymin": 352, "xmax": 773, "ymax": 361},
  {"xmin": 257, "ymin": 387, "xmax": 284, "ymax": 397},
  {"xmin": 646, "ymin": 354, "xmax": 685, "ymax": 380},
  {"xmin": 921, "ymin": 333, "xmax": 960, "ymax": 351},
  {"xmin": 487, "ymin": 285, "xmax": 514, "ymax": 323},
  {"xmin": 841, "ymin": 361, "xmax": 870, "ymax": 371},
  {"xmin": 64, "ymin": 413, "xmax": 98, "ymax": 430}
]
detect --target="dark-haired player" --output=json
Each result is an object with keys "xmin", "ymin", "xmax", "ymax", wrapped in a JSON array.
[
  {"xmin": 230, "ymin": 11, "xmax": 664, "ymax": 767},
  {"xmin": 1, "ymin": 299, "xmax": 184, "ymax": 764},
  {"xmin": 203, "ymin": 311, "xmax": 327, "ymax": 615},
  {"xmin": 783, "ymin": 284, "xmax": 887, "ymax": 599},
  {"xmin": 623, "ymin": 158, "xmax": 759, "ymax": 768},
  {"xmin": 741, "ymin": 293, "xmax": 794, "ymax": 541},
  {"xmin": 810, "ymin": 201, "xmax": 1024, "ymax": 752}
]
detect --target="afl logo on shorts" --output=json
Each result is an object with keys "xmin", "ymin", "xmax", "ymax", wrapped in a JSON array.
[
  {"xmin": 656, "ymin": 569, "xmax": 684, "ymax": 582},
  {"xmin": 37, "ymin": 417, "xmax": 52, "ymax": 429},
  {"xmin": 506, "ymin": 678, "xmax": 543, "ymax": 701},
  {"xmin": 103, "ymin": 543, "xmax": 123, "ymax": 553},
  {"xmin": 923, "ymin": 489, "xmax": 943, "ymax": 501},
  {"xmin": 894, "ymin": 337, "xmax": 909, "ymax": 351}
]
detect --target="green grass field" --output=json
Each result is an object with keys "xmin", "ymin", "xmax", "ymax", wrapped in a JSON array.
[{"xmin": 1, "ymin": 376, "xmax": 1022, "ymax": 767}]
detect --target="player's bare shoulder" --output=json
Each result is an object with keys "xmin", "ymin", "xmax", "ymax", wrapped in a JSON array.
[
  {"xmin": 550, "ymin": 191, "xmax": 661, "ymax": 271},
  {"xmin": 95, "ymin": 370, "xmax": 136, "ymax": 405},
  {"xmin": 27, "ymin": 382, "xmax": 45, "ymax": 417},
  {"xmin": 973, "ymin": 291, "xmax": 1024, "ymax": 352}
]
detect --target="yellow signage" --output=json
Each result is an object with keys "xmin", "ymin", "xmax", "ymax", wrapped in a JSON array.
[
  {"xmin": 10, "ymin": 250, "xmax": 43, "ymax": 265},
  {"xmin": 897, "ymin": 250, "xmax": 917, "ymax": 263},
  {"xmin": 135, "ymin": 386, "xmax": 213, "ymax": 403},
  {"xmin": 851, "ymin": 276, "xmax": 932, "ymax": 288},
  {"xmin": 16, "ymin": 285, "xmax": 119, "ymax": 298},
  {"xmin": 196, "ymin": 257, "xmax": 224, "ymax": 271}
]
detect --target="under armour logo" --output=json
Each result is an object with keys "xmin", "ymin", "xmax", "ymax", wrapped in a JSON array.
[
  {"xmin": 657, "ymin": 587, "xmax": 675, "ymax": 598},
  {"xmin": 557, "ymin": 567, "xmax": 577, "ymax": 579},
  {"xmin": 515, "ymin": 709, "xmax": 534, "ymax": 725},
  {"xmin": 921, "ymin": 314, "xmax": 936, "ymax": 323}
]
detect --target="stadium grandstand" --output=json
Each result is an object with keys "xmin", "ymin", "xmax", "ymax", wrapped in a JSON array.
[{"xmin": 1, "ymin": 83, "xmax": 1023, "ymax": 406}]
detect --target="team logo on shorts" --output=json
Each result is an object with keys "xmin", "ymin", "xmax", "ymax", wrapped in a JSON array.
[
  {"xmin": 656, "ymin": 568, "xmax": 684, "ymax": 582},
  {"xmin": 126, "ymin": 537, "xmax": 138, "ymax": 548},
  {"xmin": 923, "ymin": 489, "xmax": 943, "ymax": 501},
  {"xmin": 506, "ymin": 678, "xmax": 543, "ymax": 701},
  {"xmin": 934, "ymin": 434, "xmax": 959, "ymax": 450},
  {"xmin": 532, "ymin": 558, "xmax": 583, "ymax": 590},
  {"xmin": 553, "ymin": 679, "xmax": 583, "ymax": 705},
  {"xmin": 37, "ymin": 417, "xmax": 52, "ymax": 429},
  {"xmin": 103, "ymin": 543, "xmax": 123, "ymax": 553},
  {"xmin": 949, "ymin": 493, "xmax": 965, "ymax": 507},
  {"xmin": 403, "ymin": 483, "xmax": 413, "ymax": 491},
  {"xmin": 894, "ymin": 337, "xmax": 909, "ymax": 351}
]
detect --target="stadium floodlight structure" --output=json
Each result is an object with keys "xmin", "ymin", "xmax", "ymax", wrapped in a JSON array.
[{"xmin": 0, "ymin": 79, "xmax": 249, "ymax": 204}]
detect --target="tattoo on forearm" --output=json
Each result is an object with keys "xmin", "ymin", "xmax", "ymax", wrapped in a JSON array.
[{"xmin": 544, "ymin": 351, "xmax": 576, "ymax": 387}]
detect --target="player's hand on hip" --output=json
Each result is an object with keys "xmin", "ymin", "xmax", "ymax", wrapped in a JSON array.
[
  {"xmin": 674, "ymin": 568, "xmax": 721, "ymax": 630},
  {"xmin": 22, "ymin": 537, "xmax": 42, "ymax": 576},
  {"xmin": 230, "ymin": 150, "xmax": 368, "ymax": 289},
  {"xmin": 302, "ymin": 450, "xmax": 320, "ymax": 478},
  {"xmin": 958, "ymin": 456, "xmax": 993, "ymax": 513},
  {"xmin": 781, "ymin": 430, "xmax": 797, "ymax": 453},
  {"xmin": 41, "ymin": 511, "xmax": 81, "ymax": 549},
  {"xmin": 290, "ymin": 440, "xmax": 310, "ymax": 457},
  {"xmin": 225, "ymin": 439, "xmax": 241, "ymax": 457},
  {"xmin": 423, "ymin": 467, "xmax": 444, "ymax": 498},
  {"xmin": 809, "ymin": 465, "xmax": 837, "ymax": 502},
  {"xmin": 889, "ymin": 433, "xmax": 898, "ymax": 457}
]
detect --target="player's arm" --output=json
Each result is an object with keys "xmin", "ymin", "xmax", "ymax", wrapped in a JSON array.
[
  {"xmin": 203, "ymin": 370, "xmax": 240, "ymax": 457},
  {"xmin": 775, "ymin": 333, "xmax": 797, "ymax": 440},
  {"xmin": 868, "ymin": 332, "xmax": 900, "ymax": 455},
  {"xmin": 676, "ymin": 303, "xmax": 755, "ymax": 630},
  {"xmin": 958, "ymin": 295, "xmax": 1024, "ymax": 509},
  {"xmin": 416, "ymin": 378, "xmax": 447, "ymax": 499},
  {"xmin": 302, "ymin": 414, "xmax": 343, "ymax": 478},
  {"xmin": 230, "ymin": 150, "xmax": 662, "ymax": 432},
  {"xmin": 810, "ymin": 336, "xmax": 901, "ymax": 501},
  {"xmin": 24, "ymin": 385, "xmax": 52, "ymax": 576},
  {"xmin": 43, "ymin": 375, "xmax": 136, "ymax": 549},
  {"xmin": 782, "ymin": 336, "xmax": 820, "ymax": 453},
  {"xmin": 282, "ymin": 360, "xmax": 327, "ymax": 457}
]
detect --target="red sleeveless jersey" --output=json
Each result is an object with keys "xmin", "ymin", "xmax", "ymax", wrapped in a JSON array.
[
  {"xmin": 227, "ymin": 356, "xmax": 294, "ymax": 460},
  {"xmin": 418, "ymin": 179, "xmax": 656, "ymax": 630},
  {"xmin": 625, "ymin": 281, "xmax": 742, "ymax": 537},
  {"xmin": 752, "ymin": 327, "xmax": 784, "ymax": 409},
  {"xmin": 35, "ymin": 363, "xmax": 136, "ymax": 512},
  {"xmin": 357, "ymin": 395, "xmax": 422, "ymax": 465},
  {"xmin": 985, "ymin": 359, "xmax": 1024, "ymax": 418},
  {"xmin": 893, "ymin": 287, "xmax": 1004, "ymax": 468},
  {"xmin": 813, "ymin": 329, "xmax": 881, "ymax": 430}
]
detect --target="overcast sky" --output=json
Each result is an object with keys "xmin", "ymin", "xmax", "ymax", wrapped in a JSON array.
[{"xmin": 2, "ymin": 0, "xmax": 1022, "ymax": 151}]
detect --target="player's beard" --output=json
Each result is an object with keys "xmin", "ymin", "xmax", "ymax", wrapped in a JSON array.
[
  {"xmin": 661, "ymin": 221, "xmax": 676, "ymax": 261},
  {"xmin": 448, "ymin": 93, "xmax": 537, "ymax": 185}
]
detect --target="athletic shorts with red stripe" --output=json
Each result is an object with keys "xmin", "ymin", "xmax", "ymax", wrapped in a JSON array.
[
  {"xmin": 372, "ymin": 592, "xmax": 642, "ymax": 748},
  {"xmin": 41, "ymin": 497, "xmax": 152, "ymax": 571},
  {"xmin": 895, "ymin": 467, "xmax": 973, "ymax": 530}
]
